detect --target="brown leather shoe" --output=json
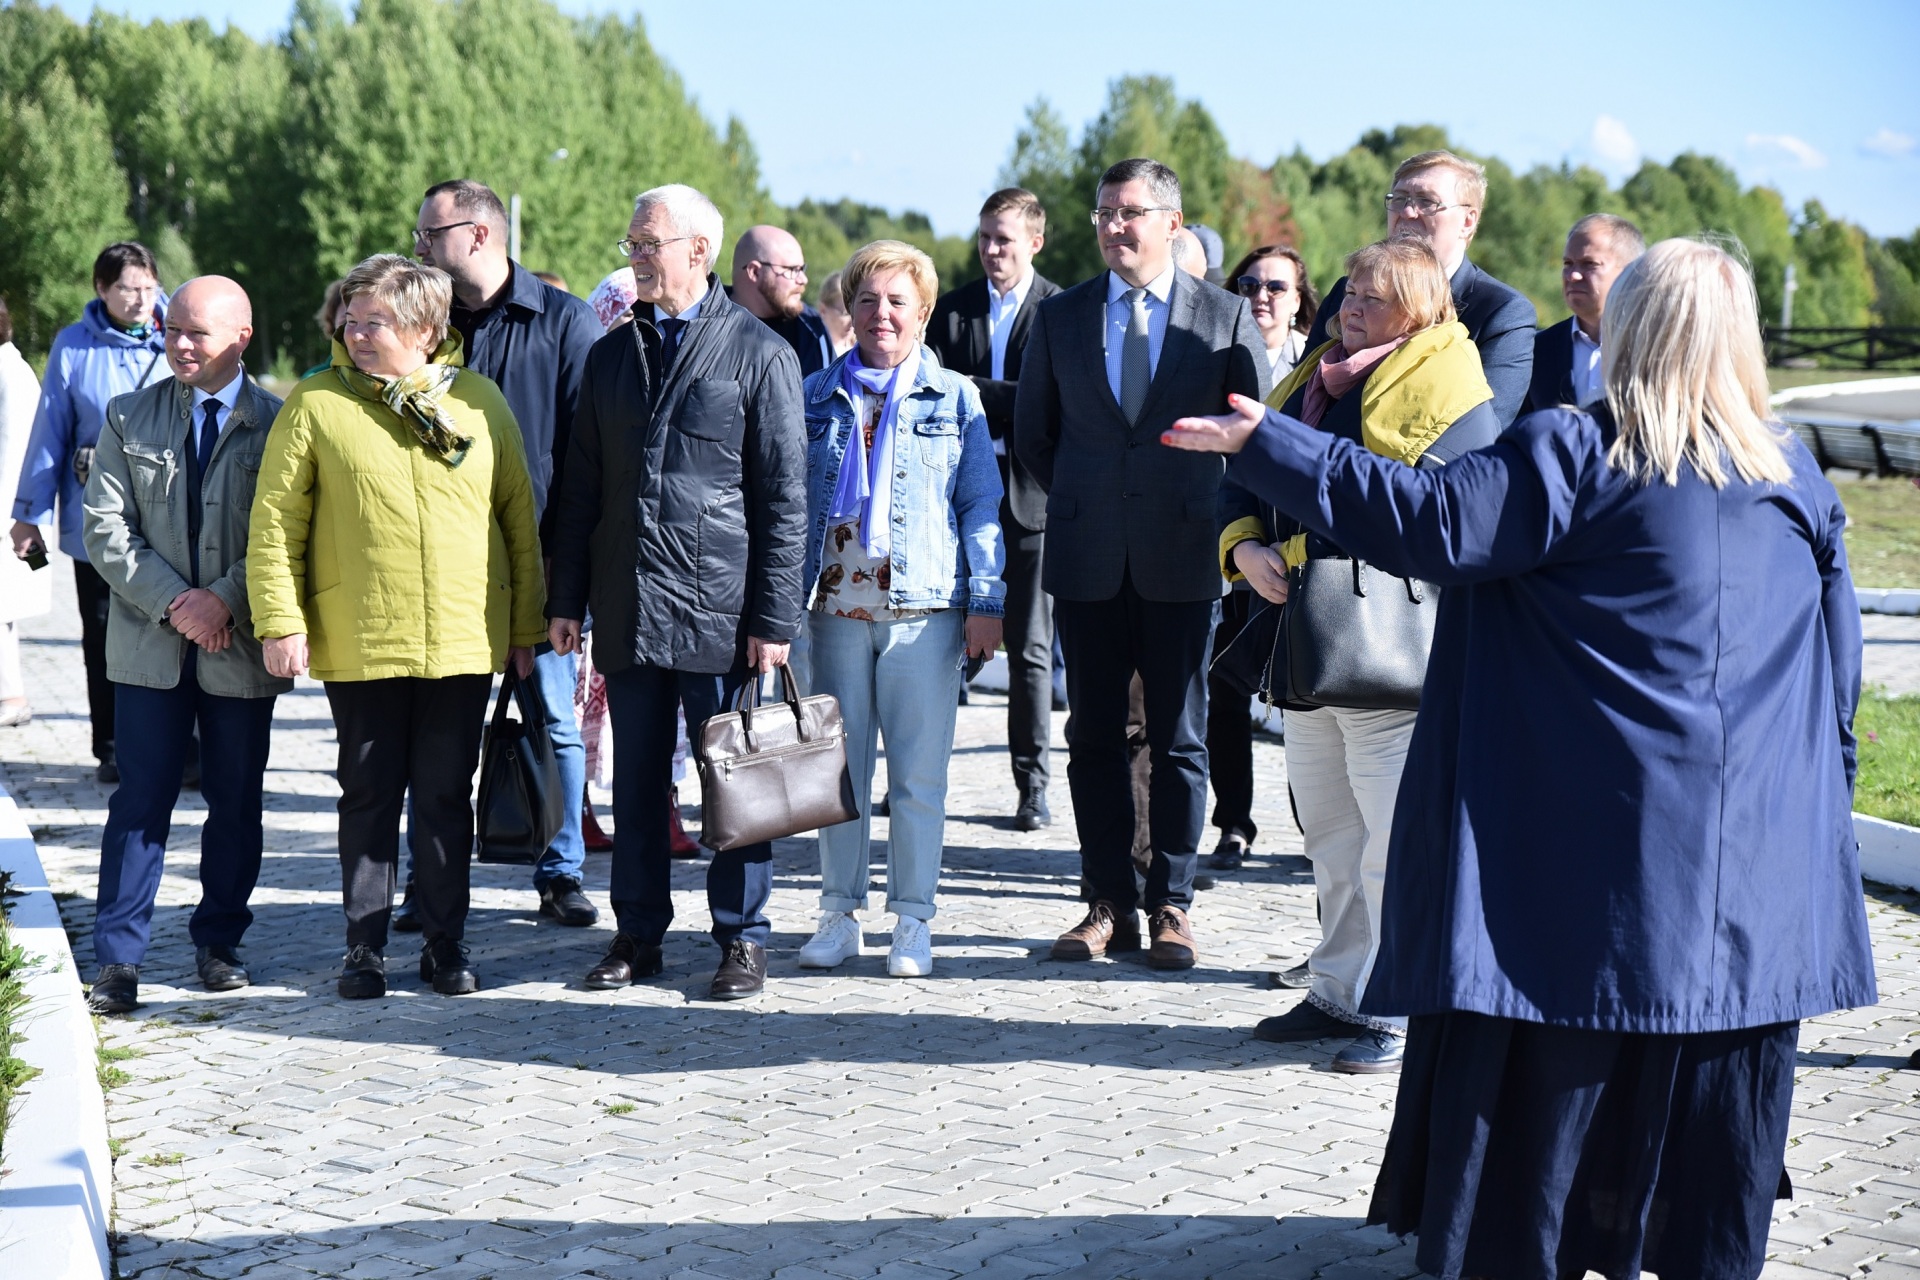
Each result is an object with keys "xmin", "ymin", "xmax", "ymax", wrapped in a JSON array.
[
  {"xmin": 584, "ymin": 932, "xmax": 664, "ymax": 989},
  {"xmin": 1051, "ymin": 900, "xmax": 1142, "ymax": 960},
  {"xmin": 1147, "ymin": 906, "xmax": 1197, "ymax": 970}
]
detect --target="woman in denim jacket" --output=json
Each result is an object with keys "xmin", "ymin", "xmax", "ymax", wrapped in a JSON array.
[{"xmin": 795, "ymin": 240, "xmax": 1005, "ymax": 978}]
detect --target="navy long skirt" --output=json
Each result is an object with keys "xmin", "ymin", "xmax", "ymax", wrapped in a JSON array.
[{"xmin": 1368, "ymin": 1011, "xmax": 1798, "ymax": 1280}]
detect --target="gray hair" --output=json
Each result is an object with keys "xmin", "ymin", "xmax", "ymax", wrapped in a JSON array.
[
  {"xmin": 1097, "ymin": 158, "xmax": 1182, "ymax": 212},
  {"xmin": 633, "ymin": 184, "xmax": 725, "ymax": 270},
  {"xmin": 1569, "ymin": 212, "xmax": 1647, "ymax": 259}
]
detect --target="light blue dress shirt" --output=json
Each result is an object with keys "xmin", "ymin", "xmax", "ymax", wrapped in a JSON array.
[
  {"xmin": 1103, "ymin": 265, "xmax": 1175, "ymax": 406},
  {"xmin": 190, "ymin": 369, "xmax": 244, "ymax": 440}
]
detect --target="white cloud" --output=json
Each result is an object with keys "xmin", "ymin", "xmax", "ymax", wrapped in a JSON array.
[
  {"xmin": 1861, "ymin": 127, "xmax": 1916, "ymax": 159},
  {"xmin": 1746, "ymin": 133, "xmax": 1828, "ymax": 169},
  {"xmin": 1589, "ymin": 115, "xmax": 1640, "ymax": 171}
]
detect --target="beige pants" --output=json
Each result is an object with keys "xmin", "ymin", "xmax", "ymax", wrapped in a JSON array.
[{"xmin": 1283, "ymin": 705, "xmax": 1417, "ymax": 1033}]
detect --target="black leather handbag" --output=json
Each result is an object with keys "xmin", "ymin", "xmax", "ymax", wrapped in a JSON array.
[
  {"xmin": 1284, "ymin": 557, "xmax": 1437, "ymax": 711},
  {"xmin": 694, "ymin": 664, "xmax": 858, "ymax": 852},
  {"xmin": 474, "ymin": 667, "xmax": 567, "ymax": 865}
]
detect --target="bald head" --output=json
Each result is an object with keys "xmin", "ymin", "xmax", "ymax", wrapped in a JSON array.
[
  {"xmin": 1172, "ymin": 228, "xmax": 1208, "ymax": 279},
  {"xmin": 165, "ymin": 275, "xmax": 253, "ymax": 390},
  {"xmin": 732, "ymin": 225, "xmax": 809, "ymax": 322}
]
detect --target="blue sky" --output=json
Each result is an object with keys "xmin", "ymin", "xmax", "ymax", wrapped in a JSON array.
[{"xmin": 45, "ymin": 0, "xmax": 1920, "ymax": 238}]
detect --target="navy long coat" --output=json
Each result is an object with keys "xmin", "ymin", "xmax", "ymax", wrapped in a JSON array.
[{"xmin": 1227, "ymin": 404, "xmax": 1876, "ymax": 1033}]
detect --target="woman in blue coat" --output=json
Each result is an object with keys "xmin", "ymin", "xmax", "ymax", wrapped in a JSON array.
[{"xmin": 1162, "ymin": 239, "xmax": 1874, "ymax": 1278}]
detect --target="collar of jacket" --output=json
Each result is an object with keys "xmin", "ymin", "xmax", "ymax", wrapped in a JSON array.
[
  {"xmin": 82, "ymin": 296, "xmax": 168, "ymax": 348},
  {"xmin": 327, "ymin": 330, "xmax": 468, "ymax": 373},
  {"xmin": 496, "ymin": 261, "xmax": 550, "ymax": 316},
  {"xmin": 169, "ymin": 369, "xmax": 271, "ymax": 434},
  {"xmin": 805, "ymin": 344, "xmax": 947, "ymax": 410},
  {"xmin": 1266, "ymin": 322, "xmax": 1492, "ymax": 466}
]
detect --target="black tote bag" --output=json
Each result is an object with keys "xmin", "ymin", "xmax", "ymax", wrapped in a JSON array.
[
  {"xmin": 474, "ymin": 667, "xmax": 567, "ymax": 865},
  {"xmin": 1283, "ymin": 557, "xmax": 1438, "ymax": 711}
]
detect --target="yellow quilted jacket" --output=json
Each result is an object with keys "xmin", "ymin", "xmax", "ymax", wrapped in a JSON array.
[{"xmin": 247, "ymin": 345, "xmax": 547, "ymax": 682}]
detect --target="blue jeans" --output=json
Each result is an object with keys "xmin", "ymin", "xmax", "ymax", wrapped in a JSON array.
[
  {"xmin": 603, "ymin": 662, "xmax": 771, "ymax": 947},
  {"xmin": 811, "ymin": 609, "xmax": 963, "ymax": 921},
  {"xmin": 95, "ymin": 653, "xmax": 276, "ymax": 967}
]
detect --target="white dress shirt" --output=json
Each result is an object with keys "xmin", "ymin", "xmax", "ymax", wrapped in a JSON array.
[
  {"xmin": 1103, "ymin": 265, "xmax": 1175, "ymax": 406},
  {"xmin": 653, "ymin": 282, "xmax": 708, "ymax": 324},
  {"xmin": 1570, "ymin": 318, "xmax": 1603, "ymax": 407},
  {"xmin": 986, "ymin": 271, "xmax": 1033, "ymax": 382}
]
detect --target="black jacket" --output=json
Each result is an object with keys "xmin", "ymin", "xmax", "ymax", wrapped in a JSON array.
[
  {"xmin": 449, "ymin": 262, "xmax": 601, "ymax": 549},
  {"xmin": 1306, "ymin": 257, "xmax": 1536, "ymax": 429},
  {"xmin": 722, "ymin": 287, "xmax": 834, "ymax": 379},
  {"xmin": 547, "ymin": 278, "xmax": 808, "ymax": 675},
  {"xmin": 1014, "ymin": 269, "xmax": 1269, "ymax": 603},
  {"xmin": 927, "ymin": 272, "xmax": 1061, "ymax": 531},
  {"xmin": 1522, "ymin": 316, "xmax": 1580, "ymax": 415}
]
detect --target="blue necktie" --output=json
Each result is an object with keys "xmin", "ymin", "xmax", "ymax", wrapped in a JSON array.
[
  {"xmin": 197, "ymin": 400, "xmax": 220, "ymax": 485},
  {"xmin": 660, "ymin": 316, "xmax": 688, "ymax": 368},
  {"xmin": 187, "ymin": 400, "xmax": 219, "ymax": 583}
]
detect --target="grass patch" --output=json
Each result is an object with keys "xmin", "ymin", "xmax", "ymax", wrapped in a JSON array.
[
  {"xmin": 0, "ymin": 871, "xmax": 39, "ymax": 1159},
  {"xmin": 603, "ymin": 1102, "xmax": 637, "ymax": 1117},
  {"xmin": 1857, "ymin": 689, "xmax": 1920, "ymax": 827},
  {"xmin": 1833, "ymin": 477, "xmax": 1920, "ymax": 589},
  {"xmin": 138, "ymin": 1151, "xmax": 185, "ymax": 1167}
]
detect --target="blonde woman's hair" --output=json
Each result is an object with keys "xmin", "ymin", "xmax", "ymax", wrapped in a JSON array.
[
  {"xmin": 1602, "ymin": 239, "xmax": 1792, "ymax": 488},
  {"xmin": 339, "ymin": 254, "xmax": 453, "ymax": 350},
  {"xmin": 1327, "ymin": 239, "xmax": 1456, "ymax": 344},
  {"xmin": 841, "ymin": 240, "xmax": 939, "ymax": 329}
]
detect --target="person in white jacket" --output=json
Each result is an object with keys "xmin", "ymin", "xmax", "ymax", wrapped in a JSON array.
[{"xmin": 0, "ymin": 297, "xmax": 52, "ymax": 725}]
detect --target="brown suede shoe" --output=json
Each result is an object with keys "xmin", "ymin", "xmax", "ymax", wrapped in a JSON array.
[
  {"xmin": 1051, "ymin": 900, "xmax": 1142, "ymax": 960},
  {"xmin": 1147, "ymin": 906, "xmax": 1197, "ymax": 970}
]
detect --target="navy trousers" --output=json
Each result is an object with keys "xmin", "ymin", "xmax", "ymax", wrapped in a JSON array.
[
  {"xmin": 94, "ymin": 653, "xmax": 276, "ymax": 967},
  {"xmin": 603, "ymin": 663, "xmax": 771, "ymax": 948}
]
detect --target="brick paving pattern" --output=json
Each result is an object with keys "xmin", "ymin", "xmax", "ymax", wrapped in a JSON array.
[{"xmin": 4, "ymin": 557, "xmax": 1918, "ymax": 1278}]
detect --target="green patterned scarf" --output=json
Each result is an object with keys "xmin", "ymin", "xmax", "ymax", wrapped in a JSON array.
[{"xmin": 332, "ymin": 334, "xmax": 473, "ymax": 467}]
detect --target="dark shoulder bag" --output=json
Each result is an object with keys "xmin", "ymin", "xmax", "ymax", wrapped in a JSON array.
[
  {"xmin": 1284, "ymin": 557, "xmax": 1438, "ymax": 711},
  {"xmin": 474, "ymin": 667, "xmax": 568, "ymax": 864}
]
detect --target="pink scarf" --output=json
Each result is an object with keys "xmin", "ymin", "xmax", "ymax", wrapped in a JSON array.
[{"xmin": 1299, "ymin": 335, "xmax": 1410, "ymax": 428}]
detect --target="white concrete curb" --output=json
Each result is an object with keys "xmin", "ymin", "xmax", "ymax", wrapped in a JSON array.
[
  {"xmin": 0, "ymin": 782, "xmax": 111, "ymax": 1280},
  {"xmin": 1858, "ymin": 812, "xmax": 1920, "ymax": 893},
  {"xmin": 1858, "ymin": 588, "xmax": 1920, "ymax": 616}
]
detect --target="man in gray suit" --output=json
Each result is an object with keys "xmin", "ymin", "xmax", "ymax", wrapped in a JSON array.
[{"xmin": 1015, "ymin": 157, "xmax": 1268, "ymax": 970}]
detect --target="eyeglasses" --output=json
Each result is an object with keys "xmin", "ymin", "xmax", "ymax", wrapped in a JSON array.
[
  {"xmin": 1089, "ymin": 205, "xmax": 1176, "ymax": 228},
  {"xmin": 1234, "ymin": 277, "xmax": 1293, "ymax": 298},
  {"xmin": 752, "ymin": 260, "xmax": 808, "ymax": 281},
  {"xmin": 1384, "ymin": 194, "xmax": 1467, "ymax": 217},
  {"xmin": 618, "ymin": 235, "xmax": 695, "ymax": 259},
  {"xmin": 412, "ymin": 220, "xmax": 477, "ymax": 246}
]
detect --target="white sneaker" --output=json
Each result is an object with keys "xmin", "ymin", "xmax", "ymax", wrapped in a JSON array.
[
  {"xmin": 887, "ymin": 915, "xmax": 933, "ymax": 977},
  {"xmin": 798, "ymin": 911, "xmax": 861, "ymax": 969}
]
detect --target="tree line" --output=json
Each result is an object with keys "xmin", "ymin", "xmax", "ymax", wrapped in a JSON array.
[{"xmin": 2, "ymin": 0, "xmax": 1914, "ymax": 375}]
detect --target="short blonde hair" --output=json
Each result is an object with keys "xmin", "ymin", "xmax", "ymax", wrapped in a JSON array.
[
  {"xmin": 1603, "ymin": 238, "xmax": 1792, "ymax": 487},
  {"xmin": 817, "ymin": 269, "xmax": 847, "ymax": 313},
  {"xmin": 842, "ymin": 240, "xmax": 938, "ymax": 322},
  {"xmin": 1395, "ymin": 150, "xmax": 1488, "ymax": 210},
  {"xmin": 339, "ymin": 254, "xmax": 453, "ymax": 349},
  {"xmin": 1328, "ymin": 239, "xmax": 1456, "ymax": 344}
]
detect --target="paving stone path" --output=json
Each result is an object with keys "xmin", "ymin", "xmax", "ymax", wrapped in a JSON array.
[{"xmin": 5, "ymin": 559, "xmax": 1919, "ymax": 1278}]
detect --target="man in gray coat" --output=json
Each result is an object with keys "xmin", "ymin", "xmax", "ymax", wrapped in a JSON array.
[
  {"xmin": 1015, "ymin": 158, "xmax": 1268, "ymax": 971},
  {"xmin": 80, "ymin": 276, "xmax": 290, "ymax": 1014}
]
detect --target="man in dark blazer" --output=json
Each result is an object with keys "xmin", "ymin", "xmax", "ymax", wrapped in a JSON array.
[
  {"xmin": 928, "ymin": 187, "xmax": 1062, "ymax": 831},
  {"xmin": 1015, "ymin": 158, "xmax": 1268, "ymax": 970},
  {"xmin": 1305, "ymin": 150, "xmax": 1536, "ymax": 429},
  {"xmin": 1523, "ymin": 213, "xmax": 1645, "ymax": 415}
]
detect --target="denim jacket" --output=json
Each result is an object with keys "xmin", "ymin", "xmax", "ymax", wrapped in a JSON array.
[{"xmin": 801, "ymin": 347, "xmax": 1005, "ymax": 617}]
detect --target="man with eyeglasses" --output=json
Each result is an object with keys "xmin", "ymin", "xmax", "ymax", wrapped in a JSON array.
[
  {"xmin": 1015, "ymin": 158, "xmax": 1268, "ymax": 972},
  {"xmin": 547, "ymin": 183, "xmax": 807, "ymax": 1003},
  {"xmin": 1303, "ymin": 150, "xmax": 1535, "ymax": 428},
  {"xmin": 727, "ymin": 225, "xmax": 832, "ymax": 379},
  {"xmin": 407, "ymin": 178, "xmax": 602, "ymax": 931}
]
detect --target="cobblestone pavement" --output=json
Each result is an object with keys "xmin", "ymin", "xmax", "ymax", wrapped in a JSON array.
[{"xmin": 5, "ymin": 557, "xmax": 1919, "ymax": 1279}]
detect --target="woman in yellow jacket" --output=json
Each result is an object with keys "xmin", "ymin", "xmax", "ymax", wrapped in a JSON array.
[{"xmin": 248, "ymin": 254, "xmax": 545, "ymax": 1001}]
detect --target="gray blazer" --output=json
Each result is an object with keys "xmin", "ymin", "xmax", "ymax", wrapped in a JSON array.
[
  {"xmin": 82, "ymin": 373, "xmax": 291, "ymax": 697},
  {"xmin": 1013, "ymin": 270, "xmax": 1269, "ymax": 603}
]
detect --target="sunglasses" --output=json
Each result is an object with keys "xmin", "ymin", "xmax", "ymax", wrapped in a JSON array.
[{"xmin": 1234, "ymin": 277, "xmax": 1294, "ymax": 298}]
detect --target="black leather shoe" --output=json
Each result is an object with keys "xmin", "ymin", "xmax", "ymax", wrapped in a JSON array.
[
  {"xmin": 709, "ymin": 939, "xmax": 767, "ymax": 1001},
  {"xmin": 1253, "ymin": 1000, "xmax": 1352, "ymax": 1044},
  {"xmin": 391, "ymin": 877, "xmax": 423, "ymax": 933},
  {"xmin": 88, "ymin": 964, "xmax": 139, "ymax": 1014},
  {"xmin": 538, "ymin": 876, "xmax": 599, "ymax": 927},
  {"xmin": 1331, "ymin": 1029, "xmax": 1405, "ymax": 1074},
  {"xmin": 1266, "ymin": 962, "xmax": 1312, "ymax": 990},
  {"xmin": 584, "ymin": 932, "xmax": 664, "ymax": 989},
  {"xmin": 420, "ymin": 936, "xmax": 478, "ymax": 994},
  {"xmin": 195, "ymin": 944, "xmax": 250, "ymax": 992},
  {"xmin": 1013, "ymin": 792, "xmax": 1052, "ymax": 832},
  {"xmin": 338, "ymin": 945, "xmax": 386, "ymax": 1000},
  {"xmin": 1207, "ymin": 831, "xmax": 1250, "ymax": 871},
  {"xmin": 96, "ymin": 749, "xmax": 119, "ymax": 785}
]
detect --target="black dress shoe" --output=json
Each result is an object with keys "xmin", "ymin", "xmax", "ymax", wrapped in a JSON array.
[
  {"xmin": 195, "ymin": 945, "xmax": 250, "ymax": 991},
  {"xmin": 420, "ymin": 936, "xmax": 478, "ymax": 994},
  {"xmin": 584, "ymin": 932, "xmax": 664, "ymax": 989},
  {"xmin": 338, "ymin": 945, "xmax": 386, "ymax": 999},
  {"xmin": 88, "ymin": 964, "xmax": 139, "ymax": 1014},
  {"xmin": 1331, "ymin": 1028, "xmax": 1405, "ymax": 1074},
  {"xmin": 1253, "ymin": 1000, "xmax": 1352, "ymax": 1044},
  {"xmin": 538, "ymin": 876, "xmax": 600, "ymax": 926},
  {"xmin": 1013, "ymin": 792, "xmax": 1052, "ymax": 832},
  {"xmin": 96, "ymin": 751, "xmax": 120, "ymax": 785},
  {"xmin": 709, "ymin": 939, "xmax": 767, "ymax": 1001},
  {"xmin": 1207, "ymin": 831, "xmax": 1249, "ymax": 871},
  {"xmin": 391, "ymin": 877, "xmax": 423, "ymax": 933}
]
